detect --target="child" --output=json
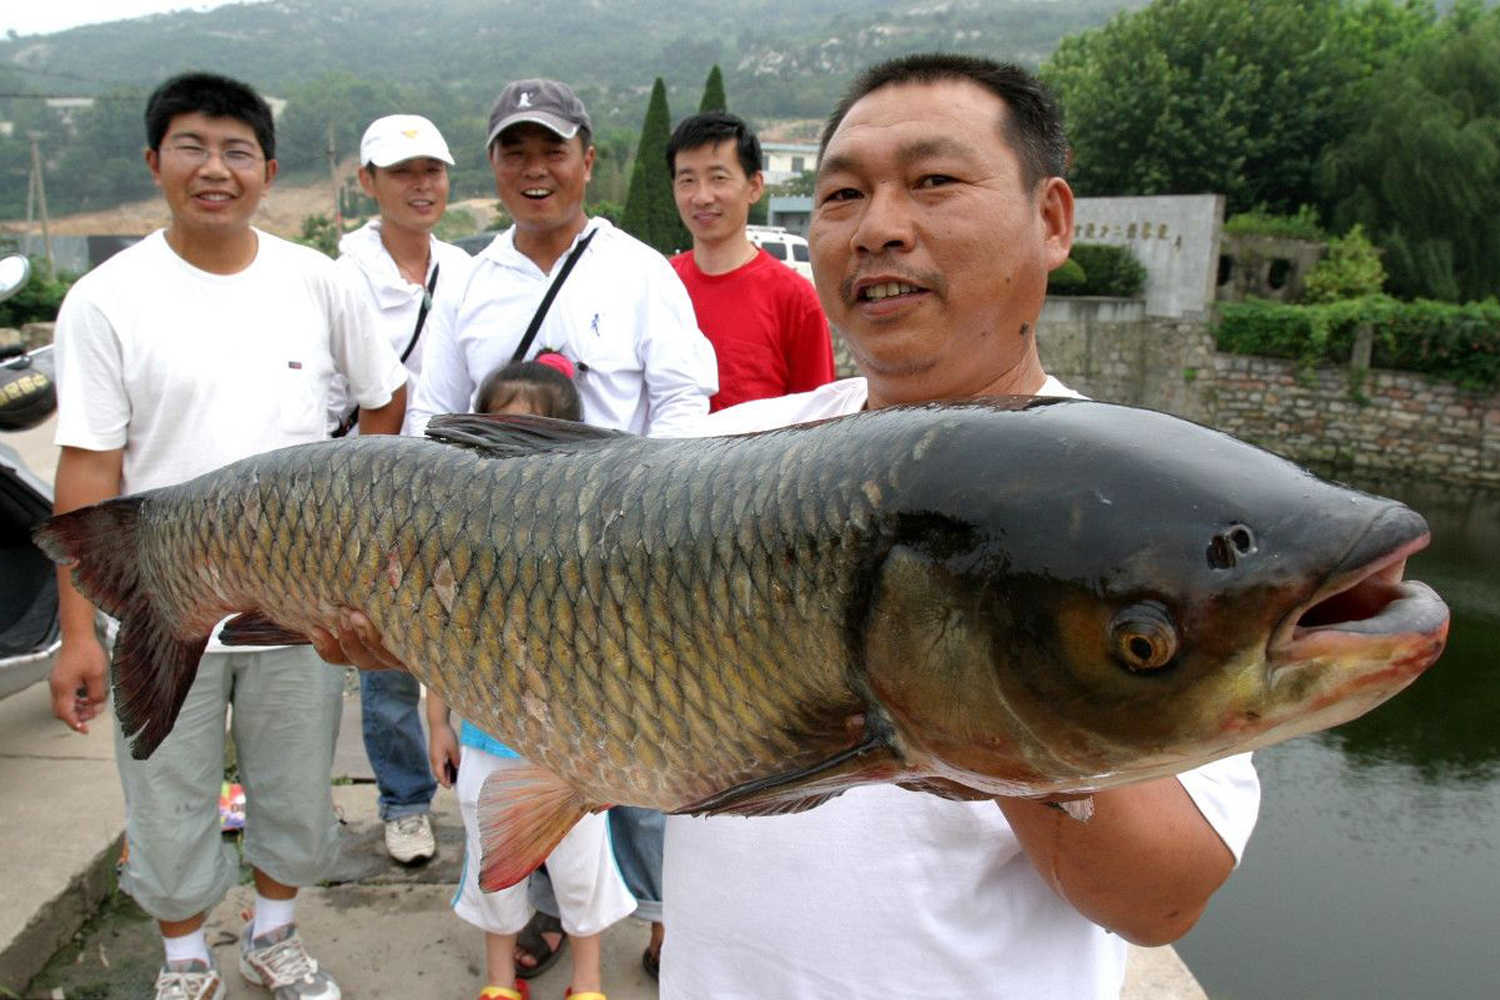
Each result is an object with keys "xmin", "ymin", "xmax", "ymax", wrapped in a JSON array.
[{"xmin": 426, "ymin": 351, "xmax": 633, "ymax": 1000}]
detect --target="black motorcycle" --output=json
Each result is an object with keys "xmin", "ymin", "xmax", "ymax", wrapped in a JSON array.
[{"xmin": 0, "ymin": 253, "xmax": 61, "ymax": 699}]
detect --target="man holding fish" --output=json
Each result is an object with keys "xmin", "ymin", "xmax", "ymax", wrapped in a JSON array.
[{"xmin": 653, "ymin": 55, "xmax": 1260, "ymax": 997}]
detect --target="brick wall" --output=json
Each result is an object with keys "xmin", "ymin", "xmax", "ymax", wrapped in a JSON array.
[{"xmin": 1036, "ymin": 298, "xmax": 1500, "ymax": 488}]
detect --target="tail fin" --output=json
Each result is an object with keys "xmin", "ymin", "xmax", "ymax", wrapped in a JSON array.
[{"xmin": 34, "ymin": 498, "xmax": 209, "ymax": 760}]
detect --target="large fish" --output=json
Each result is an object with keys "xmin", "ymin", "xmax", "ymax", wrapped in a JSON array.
[{"xmin": 35, "ymin": 400, "xmax": 1448, "ymax": 888}]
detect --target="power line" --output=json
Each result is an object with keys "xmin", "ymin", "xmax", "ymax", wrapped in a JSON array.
[{"xmin": 0, "ymin": 92, "xmax": 140, "ymax": 101}]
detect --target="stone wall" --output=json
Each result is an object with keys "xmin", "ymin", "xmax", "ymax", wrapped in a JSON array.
[
  {"xmin": 1036, "ymin": 298, "xmax": 1216, "ymax": 422},
  {"xmin": 1037, "ymin": 297, "xmax": 1500, "ymax": 488}
]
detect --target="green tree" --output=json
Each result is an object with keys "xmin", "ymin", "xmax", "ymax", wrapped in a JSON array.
[
  {"xmin": 1043, "ymin": 0, "xmax": 1431, "ymax": 215},
  {"xmin": 1321, "ymin": 2, "xmax": 1500, "ymax": 301},
  {"xmin": 0, "ymin": 256, "xmax": 74, "ymax": 327},
  {"xmin": 621, "ymin": 78, "xmax": 690, "ymax": 255},
  {"xmin": 294, "ymin": 214, "xmax": 340, "ymax": 258},
  {"xmin": 275, "ymin": 72, "xmax": 405, "ymax": 179},
  {"xmin": 699, "ymin": 64, "xmax": 728, "ymax": 113},
  {"xmin": 50, "ymin": 88, "xmax": 157, "ymax": 214},
  {"xmin": 1303, "ymin": 225, "xmax": 1386, "ymax": 303}
]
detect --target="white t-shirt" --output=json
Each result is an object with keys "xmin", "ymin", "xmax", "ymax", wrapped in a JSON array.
[
  {"xmin": 52, "ymin": 229, "xmax": 407, "ymax": 651},
  {"xmin": 661, "ymin": 376, "xmax": 1262, "ymax": 1000},
  {"xmin": 408, "ymin": 217, "xmax": 717, "ymax": 436},
  {"xmin": 332, "ymin": 219, "xmax": 474, "ymax": 434}
]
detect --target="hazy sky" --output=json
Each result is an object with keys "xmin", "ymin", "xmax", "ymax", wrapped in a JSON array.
[{"xmin": 2, "ymin": 1, "xmax": 269, "ymax": 39}]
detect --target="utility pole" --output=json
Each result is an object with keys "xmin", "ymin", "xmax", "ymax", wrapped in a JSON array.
[
  {"xmin": 326, "ymin": 122, "xmax": 343, "ymax": 233},
  {"xmin": 28, "ymin": 134, "xmax": 54, "ymax": 281}
]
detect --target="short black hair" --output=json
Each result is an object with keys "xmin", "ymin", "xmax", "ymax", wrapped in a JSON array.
[
  {"xmin": 666, "ymin": 112, "xmax": 762, "ymax": 179},
  {"xmin": 819, "ymin": 53, "xmax": 1067, "ymax": 188},
  {"xmin": 475, "ymin": 354, "xmax": 583, "ymax": 422},
  {"xmin": 145, "ymin": 72, "xmax": 276, "ymax": 160}
]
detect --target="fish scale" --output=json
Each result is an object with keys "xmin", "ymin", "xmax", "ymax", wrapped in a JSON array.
[{"xmin": 35, "ymin": 401, "xmax": 1448, "ymax": 833}]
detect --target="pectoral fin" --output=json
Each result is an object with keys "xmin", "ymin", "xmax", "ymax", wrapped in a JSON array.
[
  {"xmin": 476, "ymin": 761, "xmax": 601, "ymax": 892},
  {"xmin": 219, "ymin": 611, "xmax": 310, "ymax": 646},
  {"xmin": 677, "ymin": 724, "xmax": 905, "ymax": 818}
]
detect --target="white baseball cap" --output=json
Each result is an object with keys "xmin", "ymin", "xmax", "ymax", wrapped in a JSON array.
[{"xmin": 359, "ymin": 114, "xmax": 455, "ymax": 168}]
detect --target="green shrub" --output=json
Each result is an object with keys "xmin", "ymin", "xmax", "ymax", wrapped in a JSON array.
[
  {"xmin": 294, "ymin": 215, "xmax": 341, "ymax": 258},
  {"xmin": 1303, "ymin": 224, "xmax": 1386, "ymax": 303},
  {"xmin": 1047, "ymin": 257, "xmax": 1087, "ymax": 295},
  {"xmin": 1216, "ymin": 295, "xmax": 1500, "ymax": 390},
  {"xmin": 1223, "ymin": 205, "xmax": 1326, "ymax": 241},
  {"xmin": 1051, "ymin": 243, "xmax": 1146, "ymax": 298},
  {"xmin": 0, "ymin": 257, "xmax": 75, "ymax": 328}
]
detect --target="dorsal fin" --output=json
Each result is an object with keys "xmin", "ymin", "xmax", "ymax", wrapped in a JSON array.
[{"xmin": 425, "ymin": 413, "xmax": 631, "ymax": 458}]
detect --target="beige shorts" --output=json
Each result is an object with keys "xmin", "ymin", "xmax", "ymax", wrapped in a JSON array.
[{"xmin": 113, "ymin": 646, "xmax": 345, "ymax": 921}]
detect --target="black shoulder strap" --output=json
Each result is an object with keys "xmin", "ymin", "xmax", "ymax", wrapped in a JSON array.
[
  {"xmin": 400, "ymin": 262, "xmax": 441, "ymax": 364},
  {"xmin": 511, "ymin": 228, "xmax": 598, "ymax": 364},
  {"xmin": 332, "ymin": 262, "xmax": 441, "ymax": 439}
]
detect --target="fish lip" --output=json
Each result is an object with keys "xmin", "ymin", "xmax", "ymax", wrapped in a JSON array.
[{"xmin": 1267, "ymin": 522, "xmax": 1447, "ymax": 665}]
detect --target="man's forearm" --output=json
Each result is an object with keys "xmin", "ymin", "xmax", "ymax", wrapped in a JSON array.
[
  {"xmin": 999, "ymin": 777, "xmax": 1235, "ymax": 946},
  {"xmin": 53, "ymin": 446, "xmax": 123, "ymax": 640},
  {"xmin": 357, "ymin": 383, "xmax": 407, "ymax": 435}
]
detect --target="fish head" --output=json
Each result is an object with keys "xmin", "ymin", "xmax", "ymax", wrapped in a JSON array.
[{"xmin": 860, "ymin": 399, "xmax": 1450, "ymax": 796}]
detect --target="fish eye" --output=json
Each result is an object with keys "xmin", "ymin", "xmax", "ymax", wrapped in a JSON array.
[{"xmin": 1109, "ymin": 602, "xmax": 1178, "ymax": 672}]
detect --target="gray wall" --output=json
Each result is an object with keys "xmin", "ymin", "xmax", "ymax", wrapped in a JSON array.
[{"xmin": 1037, "ymin": 298, "xmax": 1500, "ymax": 487}]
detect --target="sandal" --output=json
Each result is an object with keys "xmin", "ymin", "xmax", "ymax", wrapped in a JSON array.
[
  {"xmin": 515, "ymin": 911, "xmax": 567, "ymax": 980},
  {"xmin": 564, "ymin": 992, "xmax": 606, "ymax": 1000},
  {"xmin": 479, "ymin": 983, "xmax": 530, "ymax": 1000},
  {"xmin": 642, "ymin": 945, "xmax": 660, "ymax": 981}
]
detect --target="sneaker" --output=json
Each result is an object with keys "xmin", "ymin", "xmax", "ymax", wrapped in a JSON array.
[
  {"xmin": 239, "ymin": 922, "xmax": 341, "ymax": 1000},
  {"xmin": 384, "ymin": 811, "xmax": 436, "ymax": 864},
  {"xmin": 153, "ymin": 959, "xmax": 225, "ymax": 1000}
]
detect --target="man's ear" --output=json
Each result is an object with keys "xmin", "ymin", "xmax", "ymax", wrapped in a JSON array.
[
  {"xmin": 144, "ymin": 147, "xmax": 162, "ymax": 189},
  {"xmin": 357, "ymin": 165, "xmax": 377, "ymax": 198},
  {"xmin": 748, "ymin": 169, "xmax": 766, "ymax": 204},
  {"xmin": 582, "ymin": 143, "xmax": 596, "ymax": 184},
  {"xmin": 263, "ymin": 157, "xmax": 278, "ymax": 190},
  {"xmin": 1037, "ymin": 176, "xmax": 1075, "ymax": 271}
]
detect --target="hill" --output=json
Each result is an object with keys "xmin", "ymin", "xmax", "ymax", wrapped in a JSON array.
[{"xmin": 0, "ymin": 0, "xmax": 1137, "ymax": 221}]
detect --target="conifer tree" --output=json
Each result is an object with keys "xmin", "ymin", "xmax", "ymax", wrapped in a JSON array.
[
  {"xmin": 622, "ymin": 77, "xmax": 691, "ymax": 255},
  {"xmin": 699, "ymin": 65, "xmax": 728, "ymax": 113}
]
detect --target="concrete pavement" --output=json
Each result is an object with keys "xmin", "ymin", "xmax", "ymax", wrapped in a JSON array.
[{"xmin": 0, "ymin": 416, "xmax": 1207, "ymax": 999}]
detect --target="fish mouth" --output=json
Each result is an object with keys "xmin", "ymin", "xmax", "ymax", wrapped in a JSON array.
[{"xmin": 1268, "ymin": 506, "xmax": 1449, "ymax": 669}]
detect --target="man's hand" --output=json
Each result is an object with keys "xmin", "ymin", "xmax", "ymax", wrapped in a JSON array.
[
  {"xmin": 50, "ymin": 637, "xmax": 109, "ymax": 733},
  {"xmin": 429, "ymin": 720, "xmax": 460, "ymax": 788},
  {"xmin": 51, "ymin": 445, "xmax": 123, "ymax": 735},
  {"xmin": 308, "ymin": 607, "xmax": 407, "ymax": 672}
]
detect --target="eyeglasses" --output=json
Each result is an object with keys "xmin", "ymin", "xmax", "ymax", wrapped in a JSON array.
[{"xmin": 164, "ymin": 143, "xmax": 263, "ymax": 168}]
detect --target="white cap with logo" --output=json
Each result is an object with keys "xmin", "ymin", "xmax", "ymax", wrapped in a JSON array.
[{"xmin": 359, "ymin": 114, "xmax": 455, "ymax": 168}]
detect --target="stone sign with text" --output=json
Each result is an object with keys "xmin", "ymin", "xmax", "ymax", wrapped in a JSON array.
[{"xmin": 1071, "ymin": 194, "xmax": 1224, "ymax": 318}]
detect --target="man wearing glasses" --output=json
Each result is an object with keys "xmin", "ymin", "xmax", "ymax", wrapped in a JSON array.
[{"xmin": 48, "ymin": 72, "xmax": 406, "ymax": 1000}]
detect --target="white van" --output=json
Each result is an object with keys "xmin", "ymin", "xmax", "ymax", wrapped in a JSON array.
[{"xmin": 746, "ymin": 225, "xmax": 814, "ymax": 282}]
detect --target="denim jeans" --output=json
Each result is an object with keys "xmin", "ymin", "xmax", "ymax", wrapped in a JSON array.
[
  {"xmin": 530, "ymin": 805, "xmax": 664, "ymax": 923},
  {"xmin": 359, "ymin": 669, "xmax": 436, "ymax": 821}
]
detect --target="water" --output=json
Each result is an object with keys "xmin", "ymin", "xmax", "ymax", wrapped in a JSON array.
[{"xmin": 1177, "ymin": 477, "xmax": 1500, "ymax": 1000}]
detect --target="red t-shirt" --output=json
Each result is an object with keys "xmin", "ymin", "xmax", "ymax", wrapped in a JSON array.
[{"xmin": 670, "ymin": 248, "xmax": 835, "ymax": 412}]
